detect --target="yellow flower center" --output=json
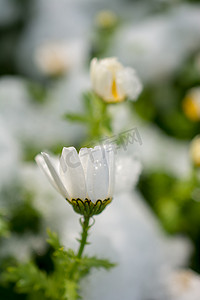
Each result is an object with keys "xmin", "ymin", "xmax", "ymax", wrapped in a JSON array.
[
  {"xmin": 182, "ymin": 97, "xmax": 200, "ymax": 121},
  {"xmin": 111, "ymin": 79, "xmax": 118, "ymax": 99},
  {"xmin": 110, "ymin": 79, "xmax": 125, "ymax": 102}
]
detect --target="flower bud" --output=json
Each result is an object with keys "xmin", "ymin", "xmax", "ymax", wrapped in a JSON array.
[
  {"xmin": 90, "ymin": 57, "xmax": 142, "ymax": 103},
  {"xmin": 95, "ymin": 10, "xmax": 118, "ymax": 29}
]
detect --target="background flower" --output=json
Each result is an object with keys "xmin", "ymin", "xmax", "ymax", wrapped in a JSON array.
[{"xmin": 90, "ymin": 57, "xmax": 142, "ymax": 102}]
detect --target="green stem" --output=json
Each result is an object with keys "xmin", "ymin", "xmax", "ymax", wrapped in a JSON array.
[
  {"xmin": 77, "ymin": 216, "xmax": 90, "ymax": 258},
  {"xmin": 68, "ymin": 216, "xmax": 91, "ymax": 282}
]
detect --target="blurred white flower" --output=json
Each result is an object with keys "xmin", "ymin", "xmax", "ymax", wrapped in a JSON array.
[
  {"xmin": 90, "ymin": 57, "xmax": 142, "ymax": 103},
  {"xmin": 182, "ymin": 87, "xmax": 200, "ymax": 122},
  {"xmin": 36, "ymin": 145, "xmax": 115, "ymax": 216},
  {"xmin": 190, "ymin": 135, "xmax": 200, "ymax": 167},
  {"xmin": 35, "ymin": 40, "xmax": 84, "ymax": 76},
  {"xmin": 168, "ymin": 270, "xmax": 200, "ymax": 300}
]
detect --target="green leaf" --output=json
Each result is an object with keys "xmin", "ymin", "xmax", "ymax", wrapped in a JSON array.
[
  {"xmin": 3, "ymin": 226, "xmax": 116, "ymax": 300},
  {"xmin": 64, "ymin": 280, "xmax": 80, "ymax": 300},
  {"xmin": 63, "ymin": 113, "xmax": 89, "ymax": 123},
  {"xmin": 83, "ymin": 92, "xmax": 93, "ymax": 114},
  {"xmin": 4, "ymin": 262, "xmax": 48, "ymax": 294},
  {"xmin": 81, "ymin": 256, "xmax": 116, "ymax": 270},
  {"xmin": 46, "ymin": 228, "xmax": 62, "ymax": 250}
]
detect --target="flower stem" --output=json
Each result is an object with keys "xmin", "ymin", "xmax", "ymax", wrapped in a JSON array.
[
  {"xmin": 68, "ymin": 216, "xmax": 91, "ymax": 283},
  {"xmin": 77, "ymin": 216, "xmax": 90, "ymax": 258}
]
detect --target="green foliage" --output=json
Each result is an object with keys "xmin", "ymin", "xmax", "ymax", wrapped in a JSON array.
[
  {"xmin": 9, "ymin": 199, "xmax": 41, "ymax": 235},
  {"xmin": 138, "ymin": 170, "xmax": 200, "ymax": 235},
  {"xmin": 63, "ymin": 92, "xmax": 113, "ymax": 146},
  {"xmin": 0, "ymin": 183, "xmax": 42, "ymax": 238},
  {"xmin": 5, "ymin": 263, "xmax": 48, "ymax": 294},
  {"xmin": 3, "ymin": 229, "xmax": 115, "ymax": 300},
  {"xmin": 90, "ymin": 15, "xmax": 119, "ymax": 59},
  {"xmin": 0, "ymin": 211, "xmax": 9, "ymax": 238},
  {"xmin": 26, "ymin": 81, "xmax": 48, "ymax": 104},
  {"xmin": 46, "ymin": 229, "xmax": 62, "ymax": 250},
  {"xmin": 80, "ymin": 256, "xmax": 116, "ymax": 272}
]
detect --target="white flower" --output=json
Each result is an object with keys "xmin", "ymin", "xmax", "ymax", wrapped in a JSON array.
[
  {"xmin": 35, "ymin": 145, "xmax": 115, "ymax": 216},
  {"xmin": 168, "ymin": 270, "xmax": 200, "ymax": 300},
  {"xmin": 35, "ymin": 40, "xmax": 85, "ymax": 77},
  {"xmin": 190, "ymin": 135, "xmax": 200, "ymax": 167},
  {"xmin": 90, "ymin": 57, "xmax": 142, "ymax": 103},
  {"xmin": 35, "ymin": 42, "xmax": 70, "ymax": 76}
]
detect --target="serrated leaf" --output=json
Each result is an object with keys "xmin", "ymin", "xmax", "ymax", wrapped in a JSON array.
[
  {"xmin": 81, "ymin": 256, "xmax": 116, "ymax": 270},
  {"xmin": 46, "ymin": 228, "xmax": 61, "ymax": 249},
  {"xmin": 64, "ymin": 280, "xmax": 80, "ymax": 300},
  {"xmin": 4, "ymin": 262, "xmax": 48, "ymax": 294}
]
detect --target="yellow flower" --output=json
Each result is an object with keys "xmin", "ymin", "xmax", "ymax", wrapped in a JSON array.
[
  {"xmin": 182, "ymin": 88, "xmax": 200, "ymax": 121},
  {"xmin": 190, "ymin": 135, "xmax": 200, "ymax": 167},
  {"xmin": 90, "ymin": 57, "xmax": 142, "ymax": 103}
]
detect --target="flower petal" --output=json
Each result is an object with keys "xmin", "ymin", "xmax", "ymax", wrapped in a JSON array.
[
  {"xmin": 36, "ymin": 152, "xmax": 70, "ymax": 199},
  {"xmin": 104, "ymin": 145, "xmax": 115, "ymax": 198},
  {"xmin": 86, "ymin": 146, "xmax": 109, "ymax": 202},
  {"xmin": 59, "ymin": 147, "xmax": 86, "ymax": 199},
  {"xmin": 116, "ymin": 67, "xmax": 142, "ymax": 101},
  {"xmin": 79, "ymin": 147, "xmax": 90, "ymax": 176},
  {"xmin": 35, "ymin": 154, "xmax": 57, "ymax": 189},
  {"xmin": 90, "ymin": 58, "xmax": 113, "ymax": 100}
]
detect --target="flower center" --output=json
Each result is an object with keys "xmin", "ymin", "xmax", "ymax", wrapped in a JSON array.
[
  {"xmin": 183, "ymin": 97, "xmax": 200, "ymax": 121},
  {"xmin": 111, "ymin": 79, "xmax": 119, "ymax": 100}
]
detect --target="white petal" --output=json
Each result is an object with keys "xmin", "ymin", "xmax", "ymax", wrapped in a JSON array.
[
  {"xmin": 90, "ymin": 57, "xmax": 98, "ymax": 85},
  {"xmin": 104, "ymin": 145, "xmax": 115, "ymax": 198},
  {"xmin": 35, "ymin": 154, "xmax": 57, "ymax": 190},
  {"xmin": 79, "ymin": 147, "xmax": 94, "ymax": 199},
  {"xmin": 86, "ymin": 146, "xmax": 109, "ymax": 202},
  {"xmin": 79, "ymin": 147, "xmax": 90, "ymax": 177},
  {"xmin": 96, "ymin": 66, "xmax": 113, "ymax": 100},
  {"xmin": 90, "ymin": 58, "xmax": 113, "ymax": 100},
  {"xmin": 116, "ymin": 67, "xmax": 142, "ymax": 101},
  {"xmin": 59, "ymin": 147, "xmax": 86, "ymax": 199},
  {"xmin": 37, "ymin": 152, "xmax": 70, "ymax": 199}
]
